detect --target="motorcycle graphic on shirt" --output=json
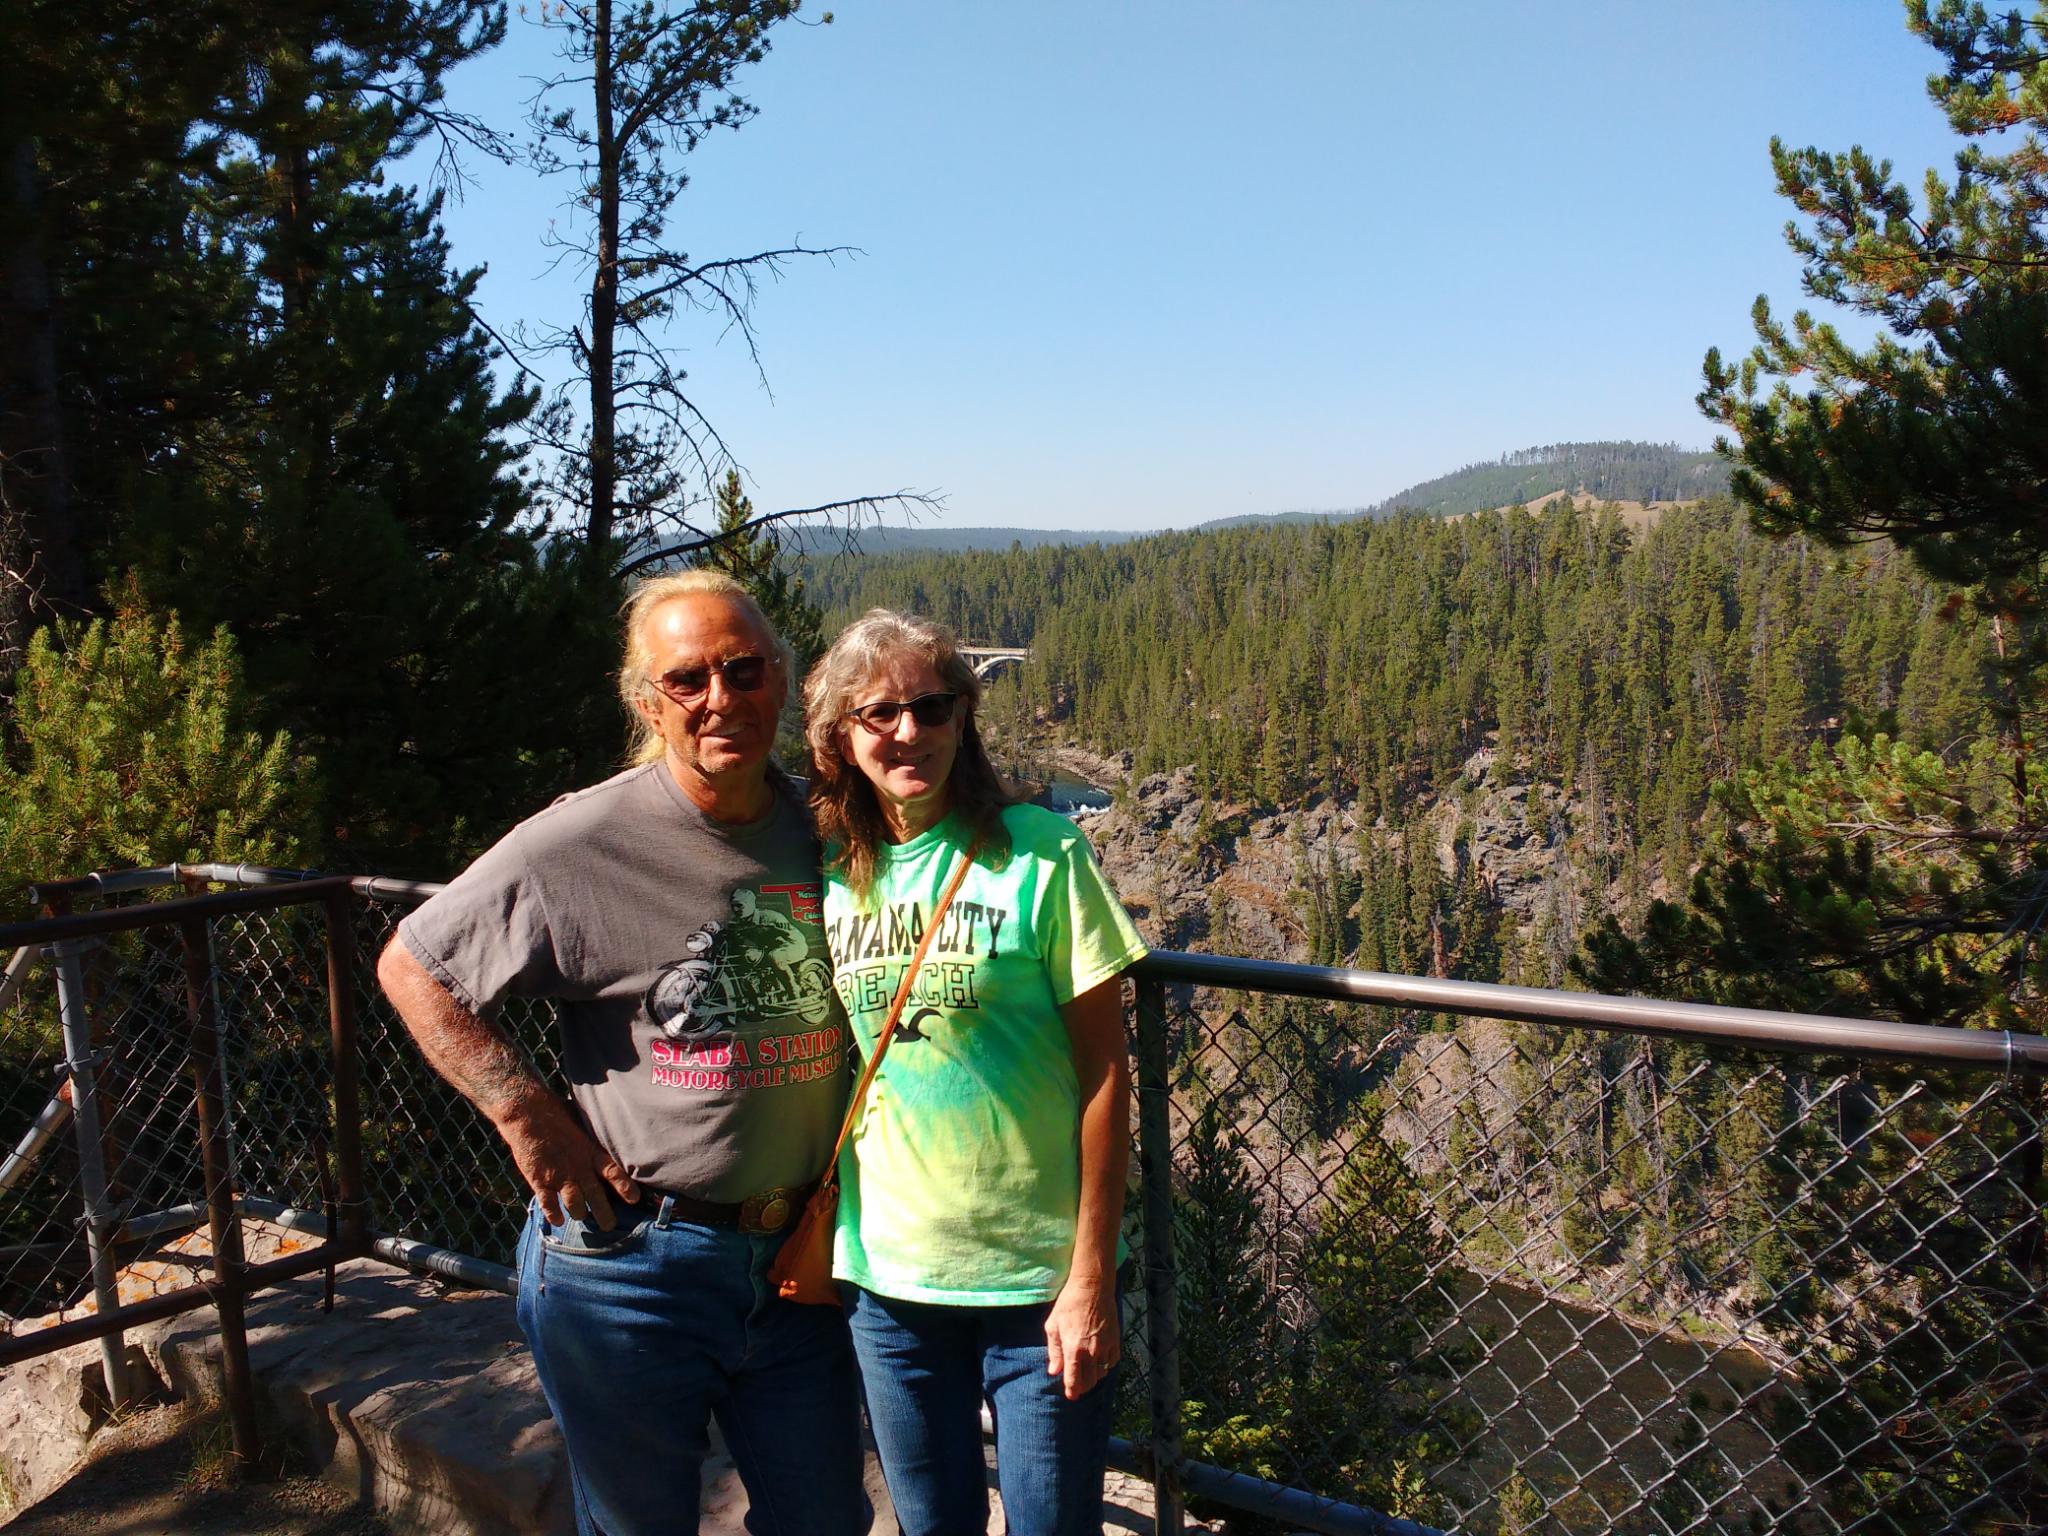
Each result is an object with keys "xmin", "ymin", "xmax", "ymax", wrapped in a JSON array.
[{"xmin": 644, "ymin": 884, "xmax": 834, "ymax": 1038}]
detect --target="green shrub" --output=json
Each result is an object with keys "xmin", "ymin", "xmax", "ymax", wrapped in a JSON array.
[{"xmin": 0, "ymin": 589, "xmax": 314, "ymax": 910}]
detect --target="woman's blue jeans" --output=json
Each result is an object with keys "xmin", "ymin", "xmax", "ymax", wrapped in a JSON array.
[
  {"xmin": 845, "ymin": 1286, "xmax": 1116, "ymax": 1536},
  {"xmin": 515, "ymin": 1199, "xmax": 871, "ymax": 1536}
]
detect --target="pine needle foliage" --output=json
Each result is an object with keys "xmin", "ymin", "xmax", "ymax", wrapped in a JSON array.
[
  {"xmin": 1577, "ymin": 727, "xmax": 2042, "ymax": 1030},
  {"xmin": 0, "ymin": 591, "xmax": 313, "ymax": 910},
  {"xmin": 1701, "ymin": 0, "xmax": 2048, "ymax": 702}
]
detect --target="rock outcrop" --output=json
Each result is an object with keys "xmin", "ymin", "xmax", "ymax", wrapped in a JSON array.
[{"xmin": 1066, "ymin": 735, "xmax": 1611, "ymax": 970}]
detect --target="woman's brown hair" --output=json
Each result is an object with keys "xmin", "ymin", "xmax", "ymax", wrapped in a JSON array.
[{"xmin": 803, "ymin": 609, "xmax": 1014, "ymax": 903}]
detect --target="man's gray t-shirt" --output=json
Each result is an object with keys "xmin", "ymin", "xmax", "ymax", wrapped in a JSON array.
[{"xmin": 397, "ymin": 762, "xmax": 847, "ymax": 1202}]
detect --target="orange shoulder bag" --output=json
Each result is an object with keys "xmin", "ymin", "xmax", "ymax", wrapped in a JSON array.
[{"xmin": 770, "ymin": 843, "xmax": 978, "ymax": 1304}]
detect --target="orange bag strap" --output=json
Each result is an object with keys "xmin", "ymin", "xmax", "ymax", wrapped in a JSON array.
[{"xmin": 817, "ymin": 841, "xmax": 979, "ymax": 1191}]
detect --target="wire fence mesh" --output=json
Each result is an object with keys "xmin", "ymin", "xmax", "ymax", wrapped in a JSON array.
[
  {"xmin": 0, "ymin": 922, "xmax": 218, "ymax": 1333},
  {"xmin": 348, "ymin": 896, "xmax": 556, "ymax": 1264},
  {"xmin": 1117, "ymin": 981, "xmax": 2047, "ymax": 1536},
  {"xmin": 0, "ymin": 919, "xmax": 299, "ymax": 1357},
  {"xmin": 2, "ymin": 877, "xmax": 2043, "ymax": 1536},
  {"xmin": 0, "ymin": 941, "xmax": 86, "ymax": 1328}
]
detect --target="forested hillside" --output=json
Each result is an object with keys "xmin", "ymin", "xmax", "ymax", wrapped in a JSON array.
[
  {"xmin": 1190, "ymin": 441, "xmax": 1728, "ymax": 531},
  {"xmin": 794, "ymin": 524, "xmax": 1145, "ymax": 555},
  {"xmin": 1351, "ymin": 441, "xmax": 1728, "ymax": 519},
  {"xmin": 810, "ymin": 497, "xmax": 1990, "ymax": 889},
  {"xmin": 788, "ymin": 440, "xmax": 1729, "ymax": 553}
]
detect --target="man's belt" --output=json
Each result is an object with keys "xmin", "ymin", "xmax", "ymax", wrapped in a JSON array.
[{"xmin": 657, "ymin": 1183, "xmax": 813, "ymax": 1235}]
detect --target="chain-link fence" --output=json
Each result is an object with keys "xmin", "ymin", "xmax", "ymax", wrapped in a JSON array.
[
  {"xmin": 347, "ymin": 890, "xmax": 554, "ymax": 1265},
  {"xmin": 0, "ymin": 927, "xmax": 196, "ymax": 1332},
  {"xmin": 1120, "ymin": 963, "xmax": 2048, "ymax": 1536},
  {"xmin": 0, "ymin": 877, "xmax": 373, "ymax": 1462},
  {"xmin": 2, "ymin": 868, "xmax": 2043, "ymax": 1536}
]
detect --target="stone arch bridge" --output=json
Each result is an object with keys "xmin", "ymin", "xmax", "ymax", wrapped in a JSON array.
[{"xmin": 959, "ymin": 644, "xmax": 1031, "ymax": 680}]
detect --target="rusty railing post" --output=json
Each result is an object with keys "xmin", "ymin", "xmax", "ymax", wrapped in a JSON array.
[
  {"xmin": 180, "ymin": 872, "xmax": 245, "ymax": 1180},
  {"xmin": 50, "ymin": 936, "xmax": 132, "ymax": 1411},
  {"xmin": 322, "ymin": 889, "xmax": 368, "ymax": 1255},
  {"xmin": 178, "ymin": 917, "xmax": 259, "ymax": 1470},
  {"xmin": 1134, "ymin": 974, "xmax": 1185, "ymax": 1535}
]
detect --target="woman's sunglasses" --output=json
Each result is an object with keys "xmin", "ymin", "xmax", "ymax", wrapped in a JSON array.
[
  {"xmin": 842, "ymin": 691, "xmax": 962, "ymax": 733},
  {"xmin": 651, "ymin": 654, "xmax": 774, "ymax": 704}
]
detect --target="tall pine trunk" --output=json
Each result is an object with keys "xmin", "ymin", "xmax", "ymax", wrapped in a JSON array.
[
  {"xmin": 0, "ymin": 134, "xmax": 81, "ymax": 671},
  {"xmin": 586, "ymin": 0, "xmax": 619, "ymax": 553}
]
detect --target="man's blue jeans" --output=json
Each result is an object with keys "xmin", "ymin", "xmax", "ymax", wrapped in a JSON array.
[
  {"xmin": 515, "ymin": 1199, "xmax": 871, "ymax": 1536},
  {"xmin": 845, "ymin": 1286, "xmax": 1116, "ymax": 1536}
]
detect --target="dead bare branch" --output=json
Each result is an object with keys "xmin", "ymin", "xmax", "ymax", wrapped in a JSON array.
[{"xmin": 613, "ymin": 491, "xmax": 945, "ymax": 579}]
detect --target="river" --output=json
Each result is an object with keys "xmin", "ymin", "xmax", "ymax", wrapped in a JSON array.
[
  {"xmin": 1043, "ymin": 770, "xmax": 1112, "ymax": 816},
  {"xmin": 1440, "ymin": 1274, "xmax": 1796, "ymax": 1527}
]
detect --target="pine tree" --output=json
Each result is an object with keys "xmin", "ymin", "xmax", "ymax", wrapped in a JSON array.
[
  {"xmin": 97, "ymin": 8, "xmax": 633, "ymax": 869},
  {"xmin": 1582, "ymin": 9, "xmax": 2048, "ymax": 1521},
  {"xmin": 523, "ymin": 0, "xmax": 834, "ymax": 556},
  {"xmin": 1, "ymin": 1, "xmax": 254, "ymax": 667},
  {"xmin": 1493, "ymin": 1473, "xmax": 1546, "ymax": 1536},
  {"xmin": 0, "ymin": 586, "xmax": 313, "ymax": 908},
  {"xmin": 4, "ymin": 1, "xmax": 604, "ymax": 871},
  {"xmin": 1577, "ymin": 731, "xmax": 2024, "ymax": 1027},
  {"xmin": 1171, "ymin": 1070, "xmax": 1274, "ymax": 1462},
  {"xmin": 696, "ymin": 469, "xmax": 826, "ymax": 667},
  {"xmin": 1290, "ymin": 1115, "xmax": 1458, "ymax": 1520},
  {"xmin": 1700, "ymin": 2, "xmax": 2048, "ymax": 718}
]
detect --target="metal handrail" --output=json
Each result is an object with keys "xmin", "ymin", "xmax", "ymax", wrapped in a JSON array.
[
  {"xmin": 1132, "ymin": 950, "xmax": 2048, "ymax": 1074},
  {"xmin": 239, "ymin": 1195, "xmax": 514, "ymax": 1294},
  {"xmin": 0, "ymin": 877, "xmax": 358, "ymax": 949},
  {"xmin": 25, "ymin": 862, "xmax": 443, "ymax": 909},
  {"xmin": 24, "ymin": 861, "xmax": 2042, "ymax": 1074}
]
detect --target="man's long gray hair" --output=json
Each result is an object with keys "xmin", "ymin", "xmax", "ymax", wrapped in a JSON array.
[{"xmin": 618, "ymin": 570, "xmax": 792, "ymax": 766}]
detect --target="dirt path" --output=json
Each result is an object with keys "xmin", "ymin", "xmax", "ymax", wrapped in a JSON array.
[{"xmin": 2, "ymin": 1401, "xmax": 389, "ymax": 1536}]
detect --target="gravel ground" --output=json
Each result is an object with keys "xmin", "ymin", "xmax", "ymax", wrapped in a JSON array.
[{"xmin": 1, "ymin": 1400, "xmax": 389, "ymax": 1536}]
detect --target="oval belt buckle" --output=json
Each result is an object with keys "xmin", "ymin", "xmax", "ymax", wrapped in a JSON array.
[{"xmin": 744, "ymin": 1188, "xmax": 793, "ymax": 1233}]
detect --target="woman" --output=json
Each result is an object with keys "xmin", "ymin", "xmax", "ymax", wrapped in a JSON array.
[{"xmin": 803, "ymin": 609, "xmax": 1146, "ymax": 1536}]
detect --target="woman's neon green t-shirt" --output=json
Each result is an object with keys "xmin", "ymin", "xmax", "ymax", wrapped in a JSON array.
[{"xmin": 824, "ymin": 803, "xmax": 1147, "ymax": 1304}]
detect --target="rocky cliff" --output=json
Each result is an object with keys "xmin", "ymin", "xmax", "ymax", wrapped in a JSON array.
[{"xmin": 1051, "ymin": 738, "xmax": 1618, "ymax": 973}]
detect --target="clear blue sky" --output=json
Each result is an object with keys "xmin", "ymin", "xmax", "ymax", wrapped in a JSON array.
[{"xmin": 407, "ymin": 1, "xmax": 1964, "ymax": 531}]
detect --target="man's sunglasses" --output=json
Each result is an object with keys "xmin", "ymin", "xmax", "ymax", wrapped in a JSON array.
[
  {"xmin": 651, "ymin": 654, "xmax": 775, "ymax": 704},
  {"xmin": 842, "ymin": 691, "xmax": 962, "ymax": 733}
]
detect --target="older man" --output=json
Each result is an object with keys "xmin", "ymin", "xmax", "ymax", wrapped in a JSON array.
[{"xmin": 378, "ymin": 570, "xmax": 868, "ymax": 1536}]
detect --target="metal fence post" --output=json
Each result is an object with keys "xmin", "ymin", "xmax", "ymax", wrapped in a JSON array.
[
  {"xmin": 181, "ymin": 873, "xmax": 245, "ymax": 1180},
  {"xmin": 178, "ymin": 918, "xmax": 260, "ymax": 1470},
  {"xmin": 50, "ymin": 937, "xmax": 133, "ymax": 1411},
  {"xmin": 1135, "ymin": 974, "xmax": 1185, "ymax": 1536},
  {"xmin": 322, "ymin": 890, "xmax": 368, "ymax": 1255}
]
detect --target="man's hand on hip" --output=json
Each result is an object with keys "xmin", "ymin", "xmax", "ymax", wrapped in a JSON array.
[
  {"xmin": 493, "ymin": 1087, "xmax": 642, "ymax": 1229},
  {"xmin": 377, "ymin": 938, "xmax": 641, "ymax": 1229}
]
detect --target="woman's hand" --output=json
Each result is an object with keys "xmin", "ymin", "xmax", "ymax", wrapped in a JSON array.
[
  {"xmin": 1050, "ymin": 975, "xmax": 1132, "ymax": 1400},
  {"xmin": 1045, "ymin": 1268, "xmax": 1120, "ymax": 1400}
]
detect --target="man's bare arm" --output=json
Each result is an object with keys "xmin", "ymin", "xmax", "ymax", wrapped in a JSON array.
[{"xmin": 376, "ymin": 938, "xmax": 640, "ymax": 1227}]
